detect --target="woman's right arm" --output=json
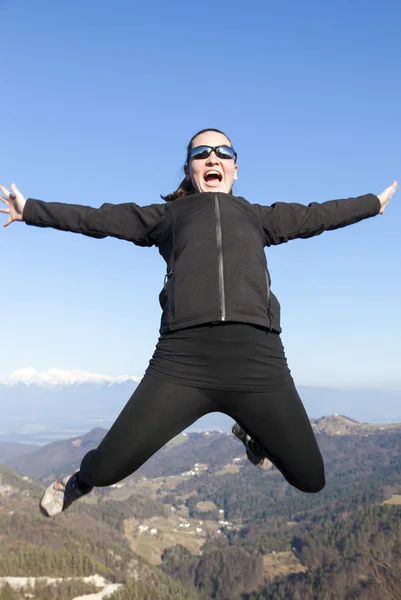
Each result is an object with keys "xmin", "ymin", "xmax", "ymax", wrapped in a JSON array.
[{"xmin": 0, "ymin": 184, "xmax": 166, "ymax": 247}]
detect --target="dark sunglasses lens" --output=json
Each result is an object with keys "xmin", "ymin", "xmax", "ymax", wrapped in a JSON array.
[
  {"xmin": 216, "ymin": 146, "xmax": 236, "ymax": 160},
  {"xmin": 190, "ymin": 146, "xmax": 211, "ymax": 160}
]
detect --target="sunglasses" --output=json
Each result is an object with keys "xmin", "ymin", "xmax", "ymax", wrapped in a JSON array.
[{"xmin": 188, "ymin": 145, "xmax": 237, "ymax": 162}]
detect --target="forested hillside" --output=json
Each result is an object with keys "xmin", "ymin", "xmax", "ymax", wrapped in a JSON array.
[{"xmin": 1, "ymin": 417, "xmax": 401, "ymax": 599}]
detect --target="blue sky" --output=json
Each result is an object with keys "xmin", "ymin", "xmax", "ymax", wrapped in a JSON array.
[{"xmin": 1, "ymin": 0, "xmax": 400, "ymax": 388}]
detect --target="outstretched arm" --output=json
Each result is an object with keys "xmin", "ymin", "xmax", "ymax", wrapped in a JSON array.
[
  {"xmin": 257, "ymin": 181, "xmax": 397, "ymax": 246},
  {"xmin": 0, "ymin": 184, "xmax": 166, "ymax": 246}
]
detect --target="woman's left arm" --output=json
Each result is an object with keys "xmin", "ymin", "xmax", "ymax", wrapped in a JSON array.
[{"xmin": 257, "ymin": 181, "xmax": 397, "ymax": 246}]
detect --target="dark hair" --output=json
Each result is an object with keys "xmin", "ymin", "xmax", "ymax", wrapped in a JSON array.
[{"xmin": 161, "ymin": 128, "xmax": 234, "ymax": 202}]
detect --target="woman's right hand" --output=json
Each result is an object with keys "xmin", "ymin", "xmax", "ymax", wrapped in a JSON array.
[{"xmin": 0, "ymin": 183, "xmax": 27, "ymax": 227}]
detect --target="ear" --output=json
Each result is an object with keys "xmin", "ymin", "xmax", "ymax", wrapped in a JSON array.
[
  {"xmin": 184, "ymin": 164, "xmax": 192, "ymax": 181},
  {"xmin": 233, "ymin": 165, "xmax": 238, "ymax": 181}
]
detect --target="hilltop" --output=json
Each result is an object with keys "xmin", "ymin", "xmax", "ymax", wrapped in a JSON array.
[{"xmin": 312, "ymin": 413, "xmax": 401, "ymax": 435}]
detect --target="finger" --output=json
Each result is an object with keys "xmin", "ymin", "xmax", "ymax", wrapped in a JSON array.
[
  {"xmin": 387, "ymin": 184, "xmax": 397, "ymax": 199},
  {"xmin": 3, "ymin": 217, "xmax": 11, "ymax": 227},
  {"xmin": 380, "ymin": 184, "xmax": 396, "ymax": 201},
  {"xmin": 0, "ymin": 185, "xmax": 10, "ymax": 202},
  {"xmin": 10, "ymin": 183, "xmax": 18, "ymax": 197},
  {"xmin": 386, "ymin": 181, "xmax": 397, "ymax": 195},
  {"xmin": 0, "ymin": 208, "xmax": 11, "ymax": 213}
]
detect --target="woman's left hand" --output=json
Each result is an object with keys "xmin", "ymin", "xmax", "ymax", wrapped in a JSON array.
[{"xmin": 378, "ymin": 180, "xmax": 397, "ymax": 214}]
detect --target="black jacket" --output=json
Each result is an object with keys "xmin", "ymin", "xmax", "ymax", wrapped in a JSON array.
[{"xmin": 23, "ymin": 192, "xmax": 381, "ymax": 334}]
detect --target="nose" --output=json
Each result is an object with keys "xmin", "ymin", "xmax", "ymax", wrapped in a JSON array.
[{"xmin": 206, "ymin": 150, "xmax": 219, "ymax": 164}]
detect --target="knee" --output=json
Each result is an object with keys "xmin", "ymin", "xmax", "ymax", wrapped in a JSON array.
[
  {"xmin": 287, "ymin": 462, "xmax": 326, "ymax": 494},
  {"xmin": 297, "ymin": 477, "xmax": 325, "ymax": 494},
  {"xmin": 293, "ymin": 469, "xmax": 326, "ymax": 494}
]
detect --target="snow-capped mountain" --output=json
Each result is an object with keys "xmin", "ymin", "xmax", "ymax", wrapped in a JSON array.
[
  {"xmin": 0, "ymin": 368, "xmax": 401, "ymax": 441},
  {"xmin": 0, "ymin": 368, "xmax": 143, "ymax": 435},
  {"xmin": 0, "ymin": 367, "xmax": 234, "ymax": 440},
  {"xmin": 1, "ymin": 367, "xmax": 141, "ymax": 387}
]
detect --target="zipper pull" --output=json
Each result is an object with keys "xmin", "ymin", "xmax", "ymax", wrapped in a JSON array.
[{"xmin": 164, "ymin": 269, "xmax": 173, "ymax": 285}]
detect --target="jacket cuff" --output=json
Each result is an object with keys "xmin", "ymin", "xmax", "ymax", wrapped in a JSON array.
[
  {"xmin": 22, "ymin": 198, "xmax": 40, "ymax": 224},
  {"xmin": 368, "ymin": 193, "xmax": 382, "ymax": 216}
]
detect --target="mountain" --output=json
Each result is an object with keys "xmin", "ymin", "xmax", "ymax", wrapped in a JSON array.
[
  {"xmin": 0, "ymin": 380, "xmax": 137, "ymax": 423},
  {"xmin": 1, "ymin": 420, "xmax": 401, "ymax": 599},
  {"xmin": 0, "ymin": 441, "xmax": 39, "ymax": 462},
  {"xmin": 0, "ymin": 463, "xmax": 43, "ymax": 498},
  {"xmin": 0, "ymin": 464, "xmax": 200, "ymax": 599},
  {"xmin": 312, "ymin": 413, "xmax": 401, "ymax": 435},
  {"xmin": 1, "ymin": 369, "xmax": 401, "ymax": 441},
  {"xmin": 6, "ymin": 415, "xmax": 401, "ymax": 484},
  {"xmin": 6, "ymin": 428, "xmax": 240, "ymax": 482},
  {"xmin": 7, "ymin": 427, "xmax": 107, "ymax": 482},
  {"xmin": 0, "ymin": 371, "xmax": 139, "ymax": 443}
]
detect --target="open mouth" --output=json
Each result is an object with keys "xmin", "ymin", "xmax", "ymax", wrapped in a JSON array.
[{"xmin": 204, "ymin": 170, "xmax": 223, "ymax": 184}]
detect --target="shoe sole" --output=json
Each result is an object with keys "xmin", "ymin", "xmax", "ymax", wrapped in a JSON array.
[{"xmin": 39, "ymin": 488, "xmax": 64, "ymax": 517}]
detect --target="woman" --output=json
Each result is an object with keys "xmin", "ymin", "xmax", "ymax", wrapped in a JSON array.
[{"xmin": 1, "ymin": 129, "xmax": 397, "ymax": 518}]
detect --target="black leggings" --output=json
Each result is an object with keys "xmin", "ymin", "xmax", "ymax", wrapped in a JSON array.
[{"xmin": 79, "ymin": 373, "xmax": 325, "ymax": 494}]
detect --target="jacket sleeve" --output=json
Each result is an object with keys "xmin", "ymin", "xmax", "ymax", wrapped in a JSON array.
[
  {"xmin": 22, "ymin": 198, "xmax": 167, "ymax": 247},
  {"xmin": 255, "ymin": 193, "xmax": 381, "ymax": 246}
]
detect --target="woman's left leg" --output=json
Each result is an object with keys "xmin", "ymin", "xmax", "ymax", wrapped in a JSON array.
[{"xmin": 221, "ymin": 376, "xmax": 325, "ymax": 493}]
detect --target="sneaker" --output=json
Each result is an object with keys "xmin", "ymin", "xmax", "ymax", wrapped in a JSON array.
[
  {"xmin": 232, "ymin": 423, "xmax": 270, "ymax": 470},
  {"xmin": 39, "ymin": 470, "xmax": 93, "ymax": 517}
]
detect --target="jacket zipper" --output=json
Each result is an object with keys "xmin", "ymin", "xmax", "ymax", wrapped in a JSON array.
[
  {"xmin": 265, "ymin": 271, "xmax": 271, "ymax": 306},
  {"xmin": 214, "ymin": 194, "xmax": 226, "ymax": 321},
  {"xmin": 266, "ymin": 271, "xmax": 272, "ymax": 330},
  {"xmin": 164, "ymin": 268, "xmax": 175, "ymax": 320}
]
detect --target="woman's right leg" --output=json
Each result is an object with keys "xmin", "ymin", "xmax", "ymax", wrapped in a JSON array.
[{"xmin": 79, "ymin": 374, "xmax": 215, "ymax": 487}]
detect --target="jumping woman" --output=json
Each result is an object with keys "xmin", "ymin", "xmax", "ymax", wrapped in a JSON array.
[{"xmin": 0, "ymin": 128, "xmax": 397, "ymax": 517}]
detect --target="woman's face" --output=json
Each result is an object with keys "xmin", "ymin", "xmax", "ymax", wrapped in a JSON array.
[{"xmin": 185, "ymin": 131, "xmax": 238, "ymax": 194}]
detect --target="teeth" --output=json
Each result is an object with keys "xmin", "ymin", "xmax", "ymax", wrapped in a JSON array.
[{"xmin": 205, "ymin": 170, "xmax": 222, "ymax": 180}]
